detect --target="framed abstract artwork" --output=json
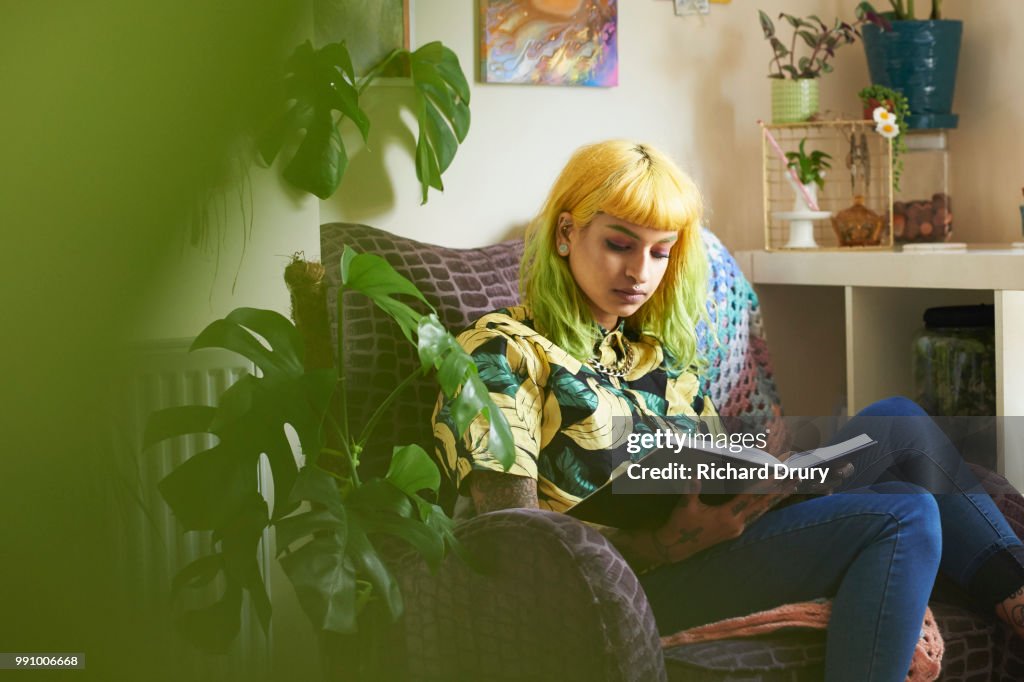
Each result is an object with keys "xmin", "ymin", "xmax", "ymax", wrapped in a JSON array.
[
  {"xmin": 479, "ymin": 0, "xmax": 618, "ymax": 87},
  {"xmin": 314, "ymin": 0, "xmax": 410, "ymax": 76}
]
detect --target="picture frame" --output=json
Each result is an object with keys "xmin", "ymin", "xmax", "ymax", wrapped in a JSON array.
[{"xmin": 314, "ymin": 0, "xmax": 410, "ymax": 76}]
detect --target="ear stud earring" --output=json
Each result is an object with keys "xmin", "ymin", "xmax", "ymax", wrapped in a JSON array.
[{"xmin": 558, "ymin": 244, "xmax": 569, "ymax": 255}]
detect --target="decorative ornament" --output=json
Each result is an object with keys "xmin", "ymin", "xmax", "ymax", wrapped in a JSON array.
[{"xmin": 588, "ymin": 342, "xmax": 635, "ymax": 378}]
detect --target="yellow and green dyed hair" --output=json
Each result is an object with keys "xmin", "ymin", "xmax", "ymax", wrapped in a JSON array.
[{"xmin": 520, "ymin": 139, "xmax": 709, "ymax": 372}]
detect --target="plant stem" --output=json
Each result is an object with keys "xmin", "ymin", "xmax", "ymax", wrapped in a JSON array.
[
  {"xmin": 789, "ymin": 30, "xmax": 799, "ymax": 76},
  {"xmin": 805, "ymin": 40, "xmax": 824, "ymax": 78},
  {"xmin": 356, "ymin": 370, "xmax": 422, "ymax": 449},
  {"xmin": 335, "ymin": 293, "xmax": 351, "ymax": 450},
  {"xmin": 356, "ymin": 49, "xmax": 402, "ymax": 95},
  {"xmin": 907, "ymin": 0, "xmax": 915, "ymax": 19},
  {"xmin": 325, "ymin": 412, "xmax": 361, "ymax": 487}
]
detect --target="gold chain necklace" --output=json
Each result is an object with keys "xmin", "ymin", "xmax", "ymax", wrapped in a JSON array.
[{"xmin": 588, "ymin": 341, "xmax": 635, "ymax": 378}]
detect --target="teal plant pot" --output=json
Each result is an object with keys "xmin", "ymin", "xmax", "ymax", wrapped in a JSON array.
[{"xmin": 862, "ymin": 20, "xmax": 963, "ymax": 129}]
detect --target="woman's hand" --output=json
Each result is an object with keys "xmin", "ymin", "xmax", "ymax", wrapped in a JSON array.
[{"xmin": 650, "ymin": 478, "xmax": 798, "ymax": 564}]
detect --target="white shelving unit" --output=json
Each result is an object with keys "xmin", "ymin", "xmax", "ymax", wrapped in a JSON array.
[{"xmin": 734, "ymin": 247, "xmax": 1024, "ymax": 487}]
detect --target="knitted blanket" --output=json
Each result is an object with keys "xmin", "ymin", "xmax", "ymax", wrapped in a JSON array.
[{"xmin": 660, "ymin": 599, "xmax": 944, "ymax": 681}]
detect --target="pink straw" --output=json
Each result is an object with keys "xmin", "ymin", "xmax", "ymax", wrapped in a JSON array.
[{"xmin": 759, "ymin": 121, "xmax": 820, "ymax": 212}]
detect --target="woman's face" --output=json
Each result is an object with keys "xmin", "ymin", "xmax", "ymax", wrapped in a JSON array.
[{"xmin": 559, "ymin": 211, "xmax": 677, "ymax": 330}]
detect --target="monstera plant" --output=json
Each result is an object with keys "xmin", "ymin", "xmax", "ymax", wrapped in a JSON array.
[
  {"xmin": 259, "ymin": 39, "xmax": 470, "ymax": 203},
  {"xmin": 144, "ymin": 248, "xmax": 514, "ymax": 674}
]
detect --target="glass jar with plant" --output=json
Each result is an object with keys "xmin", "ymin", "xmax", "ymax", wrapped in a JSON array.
[
  {"xmin": 758, "ymin": 10, "xmax": 862, "ymax": 123},
  {"xmin": 858, "ymin": 84, "xmax": 909, "ymax": 192},
  {"xmin": 774, "ymin": 138, "xmax": 833, "ymax": 249},
  {"xmin": 786, "ymin": 138, "xmax": 832, "ymax": 196}
]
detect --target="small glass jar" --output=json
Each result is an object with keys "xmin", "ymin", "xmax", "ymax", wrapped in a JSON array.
[
  {"xmin": 912, "ymin": 305, "xmax": 995, "ymax": 416},
  {"xmin": 893, "ymin": 131, "xmax": 952, "ymax": 243}
]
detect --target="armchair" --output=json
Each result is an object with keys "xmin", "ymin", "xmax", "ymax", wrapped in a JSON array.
[{"xmin": 287, "ymin": 223, "xmax": 1024, "ymax": 681}]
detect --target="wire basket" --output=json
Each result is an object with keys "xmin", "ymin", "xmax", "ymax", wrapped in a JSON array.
[{"xmin": 761, "ymin": 120, "xmax": 894, "ymax": 251}]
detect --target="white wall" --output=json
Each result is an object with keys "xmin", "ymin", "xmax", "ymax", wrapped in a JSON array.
[
  {"xmin": 146, "ymin": 0, "xmax": 1024, "ymax": 337},
  {"xmin": 321, "ymin": 0, "xmax": 869, "ymax": 250},
  {"xmin": 323, "ymin": 0, "xmax": 1022, "ymax": 249},
  {"xmin": 951, "ymin": 0, "xmax": 1024, "ymax": 244}
]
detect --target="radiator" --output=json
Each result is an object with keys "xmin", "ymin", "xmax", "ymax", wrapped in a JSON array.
[{"xmin": 116, "ymin": 339, "xmax": 273, "ymax": 681}]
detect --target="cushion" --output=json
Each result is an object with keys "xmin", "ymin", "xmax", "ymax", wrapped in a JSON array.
[{"xmin": 318, "ymin": 223, "xmax": 785, "ymax": 479}]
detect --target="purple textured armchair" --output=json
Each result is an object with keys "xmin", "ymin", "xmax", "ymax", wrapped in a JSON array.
[{"xmin": 286, "ymin": 223, "xmax": 1024, "ymax": 681}]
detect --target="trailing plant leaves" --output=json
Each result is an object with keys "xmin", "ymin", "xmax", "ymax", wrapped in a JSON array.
[
  {"xmin": 146, "ymin": 307, "xmax": 335, "ymax": 648},
  {"xmin": 341, "ymin": 247, "xmax": 433, "ymax": 343},
  {"xmin": 177, "ymin": 582, "xmax": 244, "ymax": 655},
  {"xmin": 259, "ymin": 39, "xmax": 469, "ymax": 203},
  {"xmin": 415, "ymin": 118, "xmax": 443, "ymax": 199},
  {"xmin": 282, "ymin": 109, "xmax": 347, "ymax": 200},
  {"xmin": 416, "ymin": 315, "xmax": 515, "ymax": 470},
  {"xmin": 408, "ymin": 41, "xmax": 471, "ymax": 204},
  {"xmin": 453, "ymin": 375, "xmax": 515, "ymax": 471},
  {"xmin": 171, "ymin": 554, "xmax": 224, "ymax": 595},
  {"xmin": 361, "ymin": 512, "xmax": 445, "ymax": 571},
  {"xmin": 258, "ymin": 99, "xmax": 314, "ymax": 169},
  {"xmin": 143, "ymin": 405, "xmax": 216, "ymax": 450},
  {"xmin": 158, "ymin": 444, "xmax": 259, "ymax": 530},
  {"xmin": 191, "ymin": 307, "xmax": 305, "ymax": 381},
  {"xmin": 347, "ymin": 516, "xmax": 402, "ymax": 621},
  {"xmin": 258, "ymin": 40, "xmax": 369, "ymax": 199},
  {"xmin": 348, "ymin": 479, "xmax": 414, "ymax": 519},
  {"xmin": 279, "ymin": 533, "xmax": 358, "ymax": 634},
  {"xmin": 275, "ymin": 508, "xmax": 346, "ymax": 557},
  {"xmin": 758, "ymin": 10, "xmax": 774, "ymax": 38},
  {"xmin": 289, "ymin": 465, "xmax": 347, "ymax": 519},
  {"xmin": 422, "ymin": 101, "xmax": 456, "ymax": 180},
  {"xmin": 386, "ymin": 444, "xmax": 441, "ymax": 496},
  {"xmin": 225, "ymin": 308, "xmax": 306, "ymax": 374},
  {"xmin": 220, "ymin": 493, "xmax": 273, "ymax": 635}
]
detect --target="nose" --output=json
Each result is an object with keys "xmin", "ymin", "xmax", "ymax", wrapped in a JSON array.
[{"xmin": 625, "ymin": 251, "xmax": 652, "ymax": 286}]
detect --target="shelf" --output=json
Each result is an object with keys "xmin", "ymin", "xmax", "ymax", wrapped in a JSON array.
[
  {"xmin": 734, "ymin": 248, "xmax": 1024, "ymax": 291},
  {"xmin": 731, "ymin": 248, "xmax": 1024, "ymax": 488}
]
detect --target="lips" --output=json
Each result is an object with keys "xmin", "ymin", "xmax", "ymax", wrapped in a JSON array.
[{"xmin": 613, "ymin": 289, "xmax": 646, "ymax": 303}]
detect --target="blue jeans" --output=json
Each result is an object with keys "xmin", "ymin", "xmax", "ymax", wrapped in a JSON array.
[{"xmin": 640, "ymin": 397, "xmax": 1024, "ymax": 682}]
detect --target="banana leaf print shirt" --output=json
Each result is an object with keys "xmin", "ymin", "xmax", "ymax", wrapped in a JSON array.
[{"xmin": 432, "ymin": 306, "xmax": 721, "ymax": 514}]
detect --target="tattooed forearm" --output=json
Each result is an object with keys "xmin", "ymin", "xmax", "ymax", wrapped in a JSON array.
[
  {"xmin": 596, "ymin": 526, "xmax": 665, "ymax": 573},
  {"xmin": 996, "ymin": 585, "xmax": 1024, "ymax": 635},
  {"xmin": 468, "ymin": 470, "xmax": 539, "ymax": 513},
  {"xmin": 653, "ymin": 526, "xmax": 704, "ymax": 562}
]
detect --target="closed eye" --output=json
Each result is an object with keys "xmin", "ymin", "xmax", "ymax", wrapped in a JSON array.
[{"xmin": 605, "ymin": 240, "xmax": 631, "ymax": 252}]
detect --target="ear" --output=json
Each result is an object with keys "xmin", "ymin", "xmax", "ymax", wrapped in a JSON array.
[{"xmin": 557, "ymin": 211, "xmax": 576, "ymax": 244}]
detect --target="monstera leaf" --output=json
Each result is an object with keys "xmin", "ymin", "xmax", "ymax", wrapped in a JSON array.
[
  {"xmin": 258, "ymin": 40, "xmax": 470, "ymax": 202},
  {"xmin": 145, "ymin": 247, "xmax": 512, "ymax": 649}
]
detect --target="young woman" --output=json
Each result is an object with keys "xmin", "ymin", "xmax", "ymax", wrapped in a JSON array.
[{"xmin": 432, "ymin": 139, "xmax": 1024, "ymax": 680}]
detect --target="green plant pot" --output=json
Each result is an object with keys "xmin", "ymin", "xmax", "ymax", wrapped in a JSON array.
[{"xmin": 771, "ymin": 79, "xmax": 819, "ymax": 124}]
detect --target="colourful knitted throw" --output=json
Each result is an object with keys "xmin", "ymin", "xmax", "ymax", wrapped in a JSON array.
[
  {"xmin": 661, "ymin": 599, "xmax": 944, "ymax": 681},
  {"xmin": 698, "ymin": 231, "xmax": 786, "ymax": 453}
]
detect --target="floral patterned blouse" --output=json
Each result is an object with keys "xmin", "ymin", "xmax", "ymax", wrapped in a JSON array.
[{"xmin": 432, "ymin": 306, "xmax": 721, "ymax": 514}]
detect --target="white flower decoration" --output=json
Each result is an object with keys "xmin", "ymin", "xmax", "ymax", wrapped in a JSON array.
[
  {"xmin": 876, "ymin": 120, "xmax": 899, "ymax": 139},
  {"xmin": 873, "ymin": 106, "xmax": 895, "ymax": 125}
]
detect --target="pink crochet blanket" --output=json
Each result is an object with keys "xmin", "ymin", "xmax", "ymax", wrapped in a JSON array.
[{"xmin": 660, "ymin": 600, "xmax": 943, "ymax": 681}]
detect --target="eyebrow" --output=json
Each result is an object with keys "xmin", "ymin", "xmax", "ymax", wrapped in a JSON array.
[{"xmin": 606, "ymin": 224, "xmax": 677, "ymax": 244}]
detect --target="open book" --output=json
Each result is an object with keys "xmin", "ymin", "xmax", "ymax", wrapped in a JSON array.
[{"xmin": 566, "ymin": 433, "xmax": 876, "ymax": 530}]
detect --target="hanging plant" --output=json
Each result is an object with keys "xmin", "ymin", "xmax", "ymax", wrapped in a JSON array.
[
  {"xmin": 258, "ymin": 40, "xmax": 470, "ymax": 203},
  {"xmin": 858, "ymin": 84, "xmax": 910, "ymax": 192}
]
